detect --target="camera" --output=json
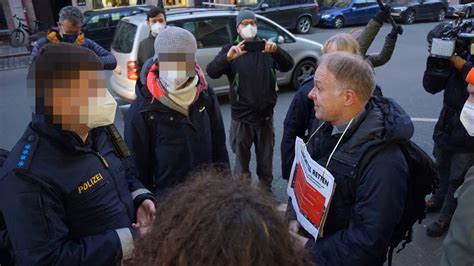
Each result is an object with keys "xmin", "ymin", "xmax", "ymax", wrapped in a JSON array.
[{"xmin": 426, "ymin": 17, "xmax": 474, "ymax": 77}]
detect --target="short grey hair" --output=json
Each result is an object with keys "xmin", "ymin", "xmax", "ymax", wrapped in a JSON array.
[
  {"xmin": 58, "ymin": 6, "xmax": 84, "ymax": 25},
  {"xmin": 321, "ymin": 51, "xmax": 375, "ymax": 101}
]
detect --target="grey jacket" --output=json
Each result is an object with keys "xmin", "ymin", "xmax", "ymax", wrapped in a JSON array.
[
  {"xmin": 440, "ymin": 167, "xmax": 474, "ymax": 266},
  {"xmin": 358, "ymin": 19, "xmax": 397, "ymax": 68}
]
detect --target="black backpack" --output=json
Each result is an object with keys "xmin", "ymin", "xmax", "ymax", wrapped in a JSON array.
[{"xmin": 359, "ymin": 141, "xmax": 438, "ymax": 266}]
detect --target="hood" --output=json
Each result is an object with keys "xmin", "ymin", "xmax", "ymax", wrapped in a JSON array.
[{"xmin": 338, "ymin": 96, "xmax": 414, "ymax": 154}]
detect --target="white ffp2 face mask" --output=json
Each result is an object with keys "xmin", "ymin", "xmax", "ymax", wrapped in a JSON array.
[
  {"xmin": 151, "ymin": 22, "xmax": 166, "ymax": 37},
  {"xmin": 460, "ymin": 100, "xmax": 474, "ymax": 136},
  {"xmin": 240, "ymin": 25, "xmax": 257, "ymax": 40},
  {"xmin": 159, "ymin": 70, "xmax": 193, "ymax": 92},
  {"xmin": 83, "ymin": 90, "xmax": 117, "ymax": 129}
]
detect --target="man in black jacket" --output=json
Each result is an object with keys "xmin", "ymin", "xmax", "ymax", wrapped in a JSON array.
[
  {"xmin": 206, "ymin": 9, "xmax": 294, "ymax": 191},
  {"xmin": 125, "ymin": 27, "xmax": 229, "ymax": 196},
  {"xmin": 289, "ymin": 52, "xmax": 411, "ymax": 266},
  {"xmin": 137, "ymin": 7, "xmax": 166, "ymax": 74},
  {"xmin": 422, "ymin": 45, "xmax": 474, "ymax": 237},
  {"xmin": 0, "ymin": 43, "xmax": 155, "ymax": 265}
]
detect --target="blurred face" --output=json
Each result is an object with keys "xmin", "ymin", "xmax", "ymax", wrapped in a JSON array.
[
  {"xmin": 45, "ymin": 70, "xmax": 107, "ymax": 130},
  {"xmin": 148, "ymin": 13, "xmax": 166, "ymax": 27},
  {"xmin": 307, "ymin": 65, "xmax": 346, "ymax": 123}
]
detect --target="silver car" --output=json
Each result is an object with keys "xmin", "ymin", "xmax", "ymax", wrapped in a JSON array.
[{"xmin": 110, "ymin": 9, "xmax": 323, "ymax": 102}]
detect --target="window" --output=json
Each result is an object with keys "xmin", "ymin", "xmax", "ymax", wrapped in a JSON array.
[
  {"xmin": 267, "ymin": 0, "xmax": 281, "ymax": 7},
  {"xmin": 257, "ymin": 20, "xmax": 294, "ymax": 43},
  {"xmin": 170, "ymin": 18, "xmax": 233, "ymax": 48},
  {"xmin": 110, "ymin": 11, "xmax": 132, "ymax": 27},
  {"xmin": 111, "ymin": 21, "xmax": 137, "ymax": 53},
  {"xmin": 86, "ymin": 14, "xmax": 110, "ymax": 29}
]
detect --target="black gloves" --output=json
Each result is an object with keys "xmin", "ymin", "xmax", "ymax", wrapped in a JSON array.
[
  {"xmin": 388, "ymin": 25, "xmax": 403, "ymax": 38},
  {"xmin": 373, "ymin": 8, "xmax": 391, "ymax": 24}
]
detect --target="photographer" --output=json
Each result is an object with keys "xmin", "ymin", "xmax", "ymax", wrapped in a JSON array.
[{"xmin": 422, "ymin": 24, "xmax": 474, "ymax": 237}]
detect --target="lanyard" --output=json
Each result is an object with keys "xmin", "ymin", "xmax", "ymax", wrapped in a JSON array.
[{"xmin": 304, "ymin": 118, "xmax": 355, "ymax": 168}]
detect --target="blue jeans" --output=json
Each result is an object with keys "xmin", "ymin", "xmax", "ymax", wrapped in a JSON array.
[{"xmin": 432, "ymin": 146, "xmax": 474, "ymax": 222}]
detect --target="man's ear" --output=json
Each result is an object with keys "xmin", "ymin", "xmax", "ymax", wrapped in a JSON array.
[{"xmin": 343, "ymin": 89, "xmax": 358, "ymax": 106}]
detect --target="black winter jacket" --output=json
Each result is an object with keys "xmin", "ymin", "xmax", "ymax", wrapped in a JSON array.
[
  {"xmin": 124, "ymin": 60, "xmax": 229, "ymax": 195},
  {"xmin": 304, "ymin": 97, "xmax": 412, "ymax": 266},
  {"xmin": 423, "ymin": 61, "xmax": 474, "ymax": 152},
  {"xmin": 206, "ymin": 37, "xmax": 294, "ymax": 125},
  {"xmin": 0, "ymin": 119, "xmax": 154, "ymax": 265},
  {"xmin": 280, "ymin": 76, "xmax": 316, "ymax": 180}
]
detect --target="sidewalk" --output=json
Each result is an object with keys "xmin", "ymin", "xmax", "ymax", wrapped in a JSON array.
[{"xmin": 0, "ymin": 40, "xmax": 30, "ymax": 71}]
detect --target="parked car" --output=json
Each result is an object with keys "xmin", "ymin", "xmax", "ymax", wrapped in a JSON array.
[
  {"xmin": 236, "ymin": 0, "xmax": 320, "ymax": 34},
  {"xmin": 389, "ymin": 0, "xmax": 448, "ymax": 24},
  {"xmin": 81, "ymin": 5, "xmax": 153, "ymax": 50},
  {"xmin": 318, "ymin": 0, "xmax": 380, "ymax": 29},
  {"xmin": 447, "ymin": 0, "xmax": 474, "ymax": 18},
  {"xmin": 109, "ymin": 9, "xmax": 323, "ymax": 102}
]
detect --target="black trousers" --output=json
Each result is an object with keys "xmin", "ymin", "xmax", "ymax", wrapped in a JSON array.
[{"xmin": 229, "ymin": 119, "xmax": 274, "ymax": 190}]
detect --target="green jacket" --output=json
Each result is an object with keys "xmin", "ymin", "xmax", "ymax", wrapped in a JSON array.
[
  {"xmin": 358, "ymin": 19, "xmax": 397, "ymax": 68},
  {"xmin": 137, "ymin": 33, "xmax": 155, "ymax": 73},
  {"xmin": 441, "ymin": 166, "xmax": 474, "ymax": 266}
]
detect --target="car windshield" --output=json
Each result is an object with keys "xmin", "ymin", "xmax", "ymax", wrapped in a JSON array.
[{"xmin": 111, "ymin": 21, "xmax": 137, "ymax": 53}]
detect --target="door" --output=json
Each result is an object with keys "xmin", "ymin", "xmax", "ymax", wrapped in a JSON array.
[
  {"xmin": 343, "ymin": 0, "xmax": 367, "ymax": 25},
  {"xmin": 415, "ymin": 0, "xmax": 433, "ymax": 19},
  {"xmin": 258, "ymin": 0, "xmax": 285, "ymax": 26},
  {"xmin": 278, "ymin": 0, "xmax": 300, "ymax": 28},
  {"xmin": 363, "ymin": 0, "xmax": 380, "ymax": 23},
  {"xmin": 83, "ymin": 13, "xmax": 113, "ymax": 49}
]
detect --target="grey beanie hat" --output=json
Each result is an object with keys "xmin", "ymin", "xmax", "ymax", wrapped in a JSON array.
[
  {"xmin": 153, "ymin": 26, "xmax": 197, "ymax": 61},
  {"xmin": 236, "ymin": 9, "xmax": 256, "ymax": 27}
]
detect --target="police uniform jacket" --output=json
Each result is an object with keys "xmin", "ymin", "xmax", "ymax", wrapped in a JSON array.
[{"xmin": 0, "ymin": 117, "xmax": 154, "ymax": 265}]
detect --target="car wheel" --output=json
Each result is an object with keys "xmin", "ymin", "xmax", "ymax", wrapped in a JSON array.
[
  {"xmin": 435, "ymin": 8, "xmax": 446, "ymax": 21},
  {"xmin": 403, "ymin": 10, "xmax": 416, "ymax": 24},
  {"xmin": 296, "ymin": 16, "xmax": 312, "ymax": 34},
  {"xmin": 291, "ymin": 59, "xmax": 317, "ymax": 89},
  {"xmin": 333, "ymin": 16, "xmax": 344, "ymax": 29}
]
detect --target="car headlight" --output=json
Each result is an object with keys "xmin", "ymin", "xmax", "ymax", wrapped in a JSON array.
[
  {"xmin": 393, "ymin": 7, "xmax": 407, "ymax": 12},
  {"xmin": 321, "ymin": 14, "xmax": 331, "ymax": 19}
]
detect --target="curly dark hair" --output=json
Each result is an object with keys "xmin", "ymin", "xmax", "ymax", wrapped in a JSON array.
[{"xmin": 130, "ymin": 170, "xmax": 314, "ymax": 266}]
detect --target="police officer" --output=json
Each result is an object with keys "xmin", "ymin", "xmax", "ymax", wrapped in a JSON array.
[{"xmin": 0, "ymin": 43, "xmax": 155, "ymax": 265}]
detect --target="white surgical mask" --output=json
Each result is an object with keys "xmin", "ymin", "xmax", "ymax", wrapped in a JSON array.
[
  {"xmin": 159, "ymin": 70, "xmax": 193, "ymax": 92},
  {"xmin": 240, "ymin": 25, "xmax": 257, "ymax": 40},
  {"xmin": 460, "ymin": 100, "xmax": 474, "ymax": 136},
  {"xmin": 151, "ymin": 22, "xmax": 166, "ymax": 37},
  {"xmin": 83, "ymin": 90, "xmax": 117, "ymax": 129}
]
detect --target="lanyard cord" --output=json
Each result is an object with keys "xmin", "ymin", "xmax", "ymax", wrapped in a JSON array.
[
  {"xmin": 305, "ymin": 121, "xmax": 326, "ymax": 146},
  {"xmin": 304, "ymin": 118, "xmax": 355, "ymax": 168}
]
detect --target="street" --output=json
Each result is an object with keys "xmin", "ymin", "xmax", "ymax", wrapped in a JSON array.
[{"xmin": 0, "ymin": 21, "xmax": 447, "ymax": 265}]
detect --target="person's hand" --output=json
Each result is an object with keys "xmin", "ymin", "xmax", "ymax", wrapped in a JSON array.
[
  {"xmin": 288, "ymin": 220, "xmax": 301, "ymax": 233},
  {"xmin": 227, "ymin": 40, "xmax": 247, "ymax": 61},
  {"xmin": 132, "ymin": 199, "xmax": 156, "ymax": 228},
  {"xmin": 263, "ymin": 39, "xmax": 277, "ymax": 53},
  {"xmin": 451, "ymin": 55, "xmax": 467, "ymax": 70},
  {"xmin": 289, "ymin": 231, "xmax": 309, "ymax": 251}
]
